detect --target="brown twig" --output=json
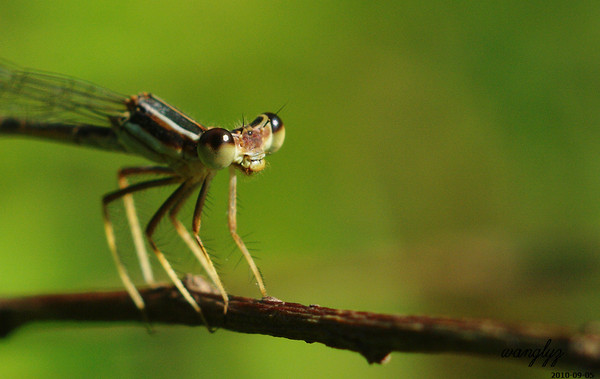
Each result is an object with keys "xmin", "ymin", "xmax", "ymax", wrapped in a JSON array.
[{"xmin": 0, "ymin": 275, "xmax": 599, "ymax": 369}]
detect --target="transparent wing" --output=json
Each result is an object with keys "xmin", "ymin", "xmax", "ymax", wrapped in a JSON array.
[{"xmin": 0, "ymin": 59, "xmax": 128, "ymax": 126}]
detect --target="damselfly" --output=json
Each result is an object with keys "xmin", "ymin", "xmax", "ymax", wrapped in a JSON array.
[{"xmin": 0, "ymin": 60, "xmax": 285, "ymax": 326}]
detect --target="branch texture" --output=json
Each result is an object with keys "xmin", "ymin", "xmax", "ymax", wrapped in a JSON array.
[{"xmin": 1, "ymin": 275, "xmax": 599, "ymax": 369}]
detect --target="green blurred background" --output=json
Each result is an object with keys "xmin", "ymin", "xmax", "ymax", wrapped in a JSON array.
[{"xmin": 1, "ymin": 1, "xmax": 599, "ymax": 378}]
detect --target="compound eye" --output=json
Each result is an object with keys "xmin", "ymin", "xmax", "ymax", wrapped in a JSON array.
[
  {"xmin": 197, "ymin": 128, "xmax": 236, "ymax": 169},
  {"xmin": 263, "ymin": 112, "xmax": 285, "ymax": 154}
]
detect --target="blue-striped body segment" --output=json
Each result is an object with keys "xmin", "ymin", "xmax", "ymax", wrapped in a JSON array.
[{"xmin": 117, "ymin": 94, "xmax": 205, "ymax": 165}]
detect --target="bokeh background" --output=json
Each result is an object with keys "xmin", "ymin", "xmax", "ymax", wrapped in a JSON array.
[{"xmin": 1, "ymin": 1, "xmax": 599, "ymax": 378}]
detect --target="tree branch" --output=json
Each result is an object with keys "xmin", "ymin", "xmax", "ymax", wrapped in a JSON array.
[{"xmin": 1, "ymin": 275, "xmax": 599, "ymax": 369}]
